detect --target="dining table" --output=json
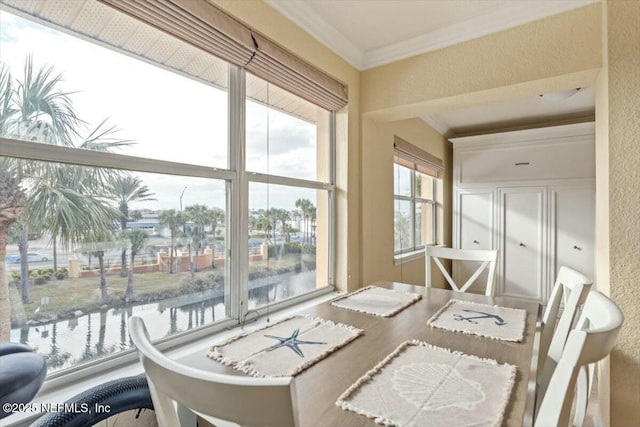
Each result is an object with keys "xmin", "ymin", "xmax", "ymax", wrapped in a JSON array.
[{"xmin": 179, "ymin": 281, "xmax": 542, "ymax": 427}]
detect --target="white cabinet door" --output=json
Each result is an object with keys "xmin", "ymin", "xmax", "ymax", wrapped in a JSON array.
[
  {"xmin": 456, "ymin": 190, "xmax": 495, "ymax": 249},
  {"xmin": 549, "ymin": 186, "xmax": 595, "ymax": 285},
  {"xmin": 453, "ymin": 190, "xmax": 495, "ymax": 290},
  {"xmin": 499, "ymin": 187, "xmax": 547, "ymax": 302}
]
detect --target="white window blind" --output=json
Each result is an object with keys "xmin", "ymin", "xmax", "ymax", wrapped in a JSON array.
[
  {"xmin": 98, "ymin": 0, "xmax": 348, "ymax": 111},
  {"xmin": 394, "ymin": 135, "xmax": 443, "ymax": 177}
]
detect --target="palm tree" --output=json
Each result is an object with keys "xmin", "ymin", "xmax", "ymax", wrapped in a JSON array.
[
  {"xmin": 0, "ymin": 170, "xmax": 27, "ymax": 339},
  {"xmin": 273, "ymin": 208, "xmax": 291, "ymax": 243},
  {"xmin": 255, "ymin": 214, "xmax": 272, "ymax": 244},
  {"xmin": 206, "ymin": 207, "xmax": 225, "ymax": 268},
  {"xmin": 108, "ymin": 176, "xmax": 155, "ymax": 277},
  {"xmin": 0, "ymin": 57, "xmax": 84, "ymax": 339},
  {"xmin": 185, "ymin": 204, "xmax": 209, "ymax": 274},
  {"xmin": 0, "ymin": 58, "xmax": 132, "ymax": 340},
  {"xmin": 295, "ymin": 198, "xmax": 312, "ymax": 245},
  {"xmin": 159, "ymin": 209, "xmax": 184, "ymax": 274},
  {"xmin": 124, "ymin": 229, "xmax": 148, "ymax": 303}
]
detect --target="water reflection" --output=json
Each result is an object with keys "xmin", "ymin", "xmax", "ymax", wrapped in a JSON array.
[{"xmin": 10, "ymin": 270, "xmax": 319, "ymax": 374}]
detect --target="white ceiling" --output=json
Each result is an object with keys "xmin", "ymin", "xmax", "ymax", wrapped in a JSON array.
[{"xmin": 267, "ymin": 0, "xmax": 598, "ymax": 135}]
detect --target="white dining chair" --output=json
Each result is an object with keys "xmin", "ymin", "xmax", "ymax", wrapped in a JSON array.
[
  {"xmin": 425, "ymin": 246, "xmax": 498, "ymax": 296},
  {"xmin": 128, "ymin": 316, "xmax": 299, "ymax": 427},
  {"xmin": 536, "ymin": 266, "xmax": 592, "ymax": 412},
  {"xmin": 534, "ymin": 291, "xmax": 623, "ymax": 427}
]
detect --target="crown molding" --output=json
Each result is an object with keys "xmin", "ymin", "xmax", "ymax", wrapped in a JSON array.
[
  {"xmin": 421, "ymin": 115, "xmax": 451, "ymax": 136},
  {"xmin": 266, "ymin": 0, "xmax": 598, "ymax": 71},
  {"xmin": 265, "ymin": 0, "xmax": 365, "ymax": 69}
]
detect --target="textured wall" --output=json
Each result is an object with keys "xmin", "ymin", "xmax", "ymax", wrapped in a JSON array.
[
  {"xmin": 361, "ymin": 4, "xmax": 601, "ymax": 120},
  {"xmin": 605, "ymin": 1, "xmax": 640, "ymax": 425},
  {"xmin": 361, "ymin": 118, "xmax": 451, "ymax": 287}
]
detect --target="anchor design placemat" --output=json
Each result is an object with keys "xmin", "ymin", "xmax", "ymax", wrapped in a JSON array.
[
  {"xmin": 427, "ymin": 299, "xmax": 527, "ymax": 342},
  {"xmin": 330, "ymin": 285, "xmax": 422, "ymax": 317},
  {"xmin": 208, "ymin": 315, "xmax": 362, "ymax": 377},
  {"xmin": 337, "ymin": 340, "xmax": 516, "ymax": 427}
]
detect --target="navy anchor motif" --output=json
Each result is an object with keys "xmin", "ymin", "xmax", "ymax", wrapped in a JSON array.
[
  {"xmin": 263, "ymin": 328, "xmax": 326, "ymax": 358},
  {"xmin": 453, "ymin": 309, "xmax": 507, "ymax": 325}
]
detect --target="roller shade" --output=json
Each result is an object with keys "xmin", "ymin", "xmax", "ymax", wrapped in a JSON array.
[
  {"xmin": 394, "ymin": 135, "xmax": 444, "ymax": 177},
  {"xmin": 98, "ymin": 0, "xmax": 348, "ymax": 111}
]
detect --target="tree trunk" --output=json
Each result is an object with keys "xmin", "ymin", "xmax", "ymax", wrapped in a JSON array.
[
  {"xmin": 0, "ymin": 223, "xmax": 11, "ymax": 341},
  {"xmin": 188, "ymin": 243, "xmax": 194, "ymax": 277},
  {"xmin": 169, "ymin": 236, "xmax": 175, "ymax": 274},
  {"xmin": 53, "ymin": 238, "xmax": 58, "ymax": 271},
  {"xmin": 120, "ymin": 248, "xmax": 127, "ymax": 277},
  {"xmin": 97, "ymin": 251, "xmax": 108, "ymax": 303},
  {"xmin": 211, "ymin": 226, "xmax": 216, "ymax": 269},
  {"xmin": 125, "ymin": 250, "xmax": 135, "ymax": 303},
  {"xmin": 19, "ymin": 224, "xmax": 30, "ymax": 304}
]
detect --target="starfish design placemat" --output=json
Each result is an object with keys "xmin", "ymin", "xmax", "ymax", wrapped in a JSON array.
[
  {"xmin": 208, "ymin": 315, "xmax": 362, "ymax": 377},
  {"xmin": 427, "ymin": 299, "xmax": 527, "ymax": 342},
  {"xmin": 337, "ymin": 340, "xmax": 516, "ymax": 427},
  {"xmin": 330, "ymin": 285, "xmax": 422, "ymax": 317}
]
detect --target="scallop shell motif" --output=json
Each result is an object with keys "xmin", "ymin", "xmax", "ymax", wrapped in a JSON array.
[{"xmin": 391, "ymin": 362, "xmax": 485, "ymax": 411}]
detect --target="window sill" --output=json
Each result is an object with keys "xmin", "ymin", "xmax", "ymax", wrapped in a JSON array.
[
  {"xmin": 3, "ymin": 291, "xmax": 340, "ymax": 427},
  {"xmin": 394, "ymin": 249, "xmax": 425, "ymax": 265}
]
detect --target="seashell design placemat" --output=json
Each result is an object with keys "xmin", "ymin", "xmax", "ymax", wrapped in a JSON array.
[
  {"xmin": 336, "ymin": 340, "xmax": 516, "ymax": 427},
  {"xmin": 427, "ymin": 299, "xmax": 527, "ymax": 342},
  {"xmin": 208, "ymin": 315, "xmax": 362, "ymax": 377},
  {"xmin": 330, "ymin": 286, "xmax": 422, "ymax": 317}
]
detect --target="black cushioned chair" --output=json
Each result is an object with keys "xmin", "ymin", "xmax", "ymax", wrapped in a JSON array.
[{"xmin": 0, "ymin": 342, "xmax": 47, "ymax": 420}]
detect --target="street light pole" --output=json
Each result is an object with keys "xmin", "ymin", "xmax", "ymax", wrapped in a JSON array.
[{"xmin": 179, "ymin": 186, "xmax": 187, "ymax": 212}]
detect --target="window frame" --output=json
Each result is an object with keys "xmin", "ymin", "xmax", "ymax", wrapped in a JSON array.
[
  {"xmin": 393, "ymin": 160, "xmax": 437, "ymax": 258},
  {"xmin": 0, "ymin": 39, "xmax": 336, "ymax": 387}
]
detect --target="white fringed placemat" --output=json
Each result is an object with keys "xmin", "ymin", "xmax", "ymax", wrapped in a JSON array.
[
  {"xmin": 337, "ymin": 340, "xmax": 516, "ymax": 427},
  {"xmin": 330, "ymin": 286, "xmax": 422, "ymax": 317},
  {"xmin": 427, "ymin": 299, "xmax": 527, "ymax": 342},
  {"xmin": 208, "ymin": 315, "xmax": 362, "ymax": 377}
]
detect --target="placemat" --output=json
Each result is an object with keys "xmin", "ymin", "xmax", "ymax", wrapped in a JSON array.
[
  {"xmin": 336, "ymin": 340, "xmax": 516, "ymax": 427},
  {"xmin": 427, "ymin": 299, "xmax": 527, "ymax": 342},
  {"xmin": 208, "ymin": 315, "xmax": 362, "ymax": 377},
  {"xmin": 330, "ymin": 285, "xmax": 422, "ymax": 317}
]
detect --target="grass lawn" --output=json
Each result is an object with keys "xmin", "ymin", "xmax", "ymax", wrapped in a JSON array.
[
  {"xmin": 9, "ymin": 268, "xmax": 222, "ymax": 325},
  {"xmin": 8, "ymin": 252, "xmax": 313, "ymax": 326}
]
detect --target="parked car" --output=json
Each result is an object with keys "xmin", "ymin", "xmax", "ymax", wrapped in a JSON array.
[{"xmin": 4, "ymin": 252, "xmax": 49, "ymax": 263}]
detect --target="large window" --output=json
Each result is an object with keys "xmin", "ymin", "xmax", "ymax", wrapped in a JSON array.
[{"xmin": 0, "ymin": 2, "xmax": 334, "ymax": 377}]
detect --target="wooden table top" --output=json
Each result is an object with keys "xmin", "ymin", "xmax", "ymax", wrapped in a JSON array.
[{"xmin": 180, "ymin": 281, "xmax": 541, "ymax": 427}]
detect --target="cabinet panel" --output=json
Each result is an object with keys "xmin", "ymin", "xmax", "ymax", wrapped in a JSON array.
[
  {"xmin": 457, "ymin": 190, "xmax": 494, "ymax": 249},
  {"xmin": 550, "ymin": 186, "xmax": 595, "ymax": 284},
  {"xmin": 458, "ymin": 140, "xmax": 594, "ymax": 184},
  {"xmin": 453, "ymin": 190, "xmax": 495, "ymax": 292},
  {"xmin": 500, "ymin": 187, "xmax": 546, "ymax": 302}
]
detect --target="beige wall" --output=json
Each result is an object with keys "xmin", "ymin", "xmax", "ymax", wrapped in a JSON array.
[
  {"xmin": 361, "ymin": 4, "xmax": 601, "ymax": 120},
  {"xmin": 211, "ymin": 0, "xmax": 361, "ymax": 292},
  {"xmin": 599, "ymin": 1, "xmax": 640, "ymax": 425},
  {"xmin": 361, "ymin": 118, "xmax": 451, "ymax": 287}
]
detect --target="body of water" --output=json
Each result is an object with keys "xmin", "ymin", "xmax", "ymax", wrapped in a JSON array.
[{"xmin": 9, "ymin": 270, "xmax": 319, "ymax": 373}]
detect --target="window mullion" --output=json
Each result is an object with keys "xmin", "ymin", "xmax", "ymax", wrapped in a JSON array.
[{"xmin": 229, "ymin": 65, "xmax": 247, "ymax": 321}]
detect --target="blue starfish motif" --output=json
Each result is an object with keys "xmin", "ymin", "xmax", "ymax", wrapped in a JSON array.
[{"xmin": 263, "ymin": 328, "xmax": 326, "ymax": 358}]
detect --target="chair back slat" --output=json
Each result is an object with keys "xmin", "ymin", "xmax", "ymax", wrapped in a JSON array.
[
  {"xmin": 536, "ymin": 266, "xmax": 592, "ymax": 414},
  {"xmin": 426, "ymin": 246, "xmax": 498, "ymax": 296},
  {"xmin": 129, "ymin": 316, "xmax": 298, "ymax": 427},
  {"xmin": 534, "ymin": 291, "xmax": 623, "ymax": 427}
]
